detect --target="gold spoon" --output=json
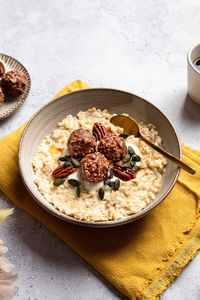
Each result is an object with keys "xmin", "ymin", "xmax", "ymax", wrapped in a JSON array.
[{"xmin": 110, "ymin": 115, "xmax": 196, "ymax": 175}]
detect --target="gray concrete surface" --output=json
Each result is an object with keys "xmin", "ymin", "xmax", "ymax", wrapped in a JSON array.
[{"xmin": 0, "ymin": 0, "xmax": 200, "ymax": 299}]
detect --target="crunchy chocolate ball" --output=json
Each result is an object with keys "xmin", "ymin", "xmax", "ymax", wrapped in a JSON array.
[
  {"xmin": 98, "ymin": 133, "xmax": 127, "ymax": 161},
  {"xmin": 68, "ymin": 128, "xmax": 97, "ymax": 157},
  {"xmin": 1, "ymin": 70, "xmax": 27, "ymax": 96},
  {"xmin": 79, "ymin": 152, "xmax": 109, "ymax": 183},
  {"xmin": 0, "ymin": 65, "xmax": 4, "ymax": 76},
  {"xmin": 0, "ymin": 88, "xmax": 4, "ymax": 105}
]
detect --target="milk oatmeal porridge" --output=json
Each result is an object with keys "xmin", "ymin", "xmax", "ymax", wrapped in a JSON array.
[{"xmin": 32, "ymin": 108, "xmax": 167, "ymax": 222}]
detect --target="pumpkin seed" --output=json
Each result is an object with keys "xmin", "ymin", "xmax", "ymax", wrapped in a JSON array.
[
  {"xmin": 104, "ymin": 178, "xmax": 111, "ymax": 185},
  {"xmin": 64, "ymin": 161, "xmax": 73, "ymax": 168},
  {"xmin": 93, "ymin": 132, "xmax": 98, "ymax": 141},
  {"xmin": 108, "ymin": 181, "xmax": 115, "ymax": 188},
  {"xmin": 99, "ymin": 188, "xmax": 105, "ymax": 200},
  {"xmin": 113, "ymin": 179, "xmax": 120, "ymax": 191},
  {"xmin": 53, "ymin": 178, "xmax": 66, "ymax": 186},
  {"xmin": 122, "ymin": 153, "xmax": 131, "ymax": 163},
  {"xmin": 132, "ymin": 155, "xmax": 141, "ymax": 162},
  {"xmin": 123, "ymin": 162, "xmax": 131, "ymax": 168},
  {"xmin": 107, "ymin": 168, "xmax": 113, "ymax": 179},
  {"xmin": 68, "ymin": 179, "xmax": 79, "ymax": 186},
  {"xmin": 77, "ymin": 185, "xmax": 81, "ymax": 197},
  {"xmin": 71, "ymin": 157, "xmax": 80, "ymax": 168},
  {"xmin": 132, "ymin": 166, "xmax": 139, "ymax": 172},
  {"xmin": 59, "ymin": 155, "xmax": 71, "ymax": 162},
  {"xmin": 119, "ymin": 133, "xmax": 129, "ymax": 139},
  {"xmin": 128, "ymin": 146, "xmax": 135, "ymax": 156},
  {"xmin": 77, "ymin": 156, "xmax": 84, "ymax": 161},
  {"xmin": 130, "ymin": 160, "xmax": 136, "ymax": 167}
]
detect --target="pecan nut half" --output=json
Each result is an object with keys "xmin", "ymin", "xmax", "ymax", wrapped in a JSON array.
[
  {"xmin": 92, "ymin": 122, "xmax": 108, "ymax": 140},
  {"xmin": 112, "ymin": 163, "xmax": 136, "ymax": 181},
  {"xmin": 52, "ymin": 165, "xmax": 76, "ymax": 179}
]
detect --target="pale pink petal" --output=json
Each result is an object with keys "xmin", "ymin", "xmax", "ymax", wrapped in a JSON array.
[
  {"xmin": 0, "ymin": 246, "xmax": 8, "ymax": 257},
  {"xmin": 0, "ymin": 257, "xmax": 14, "ymax": 273},
  {"xmin": 0, "ymin": 269, "xmax": 17, "ymax": 282},
  {"xmin": 0, "ymin": 284, "xmax": 19, "ymax": 300}
]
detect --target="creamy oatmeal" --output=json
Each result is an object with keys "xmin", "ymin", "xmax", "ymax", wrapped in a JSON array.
[{"xmin": 32, "ymin": 108, "xmax": 167, "ymax": 222}]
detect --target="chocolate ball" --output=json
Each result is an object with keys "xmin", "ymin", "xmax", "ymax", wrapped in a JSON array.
[
  {"xmin": 79, "ymin": 152, "xmax": 110, "ymax": 183},
  {"xmin": 68, "ymin": 128, "xmax": 97, "ymax": 157},
  {"xmin": 0, "ymin": 88, "xmax": 4, "ymax": 105},
  {"xmin": 98, "ymin": 133, "xmax": 127, "ymax": 161},
  {"xmin": 0, "ymin": 65, "xmax": 4, "ymax": 77},
  {"xmin": 1, "ymin": 70, "xmax": 27, "ymax": 96}
]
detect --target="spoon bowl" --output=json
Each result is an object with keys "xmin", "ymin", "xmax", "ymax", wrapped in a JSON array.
[
  {"xmin": 110, "ymin": 115, "xmax": 196, "ymax": 175},
  {"xmin": 110, "ymin": 115, "xmax": 139, "ymax": 136}
]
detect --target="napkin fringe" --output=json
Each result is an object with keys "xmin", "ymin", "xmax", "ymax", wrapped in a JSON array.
[
  {"xmin": 182, "ymin": 143, "xmax": 200, "ymax": 157},
  {"xmin": 138, "ymin": 207, "xmax": 199, "ymax": 299},
  {"xmin": 136, "ymin": 144, "xmax": 200, "ymax": 299},
  {"xmin": 142, "ymin": 231, "xmax": 200, "ymax": 299}
]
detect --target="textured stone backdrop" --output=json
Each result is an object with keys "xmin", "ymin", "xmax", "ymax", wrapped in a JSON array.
[{"xmin": 0, "ymin": 0, "xmax": 200, "ymax": 299}]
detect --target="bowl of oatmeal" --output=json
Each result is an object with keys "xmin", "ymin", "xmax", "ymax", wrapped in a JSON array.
[{"xmin": 18, "ymin": 88, "xmax": 181, "ymax": 227}]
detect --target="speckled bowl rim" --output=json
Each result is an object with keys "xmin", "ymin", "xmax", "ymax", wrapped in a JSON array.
[
  {"xmin": 0, "ymin": 53, "xmax": 31, "ymax": 120},
  {"xmin": 18, "ymin": 88, "xmax": 181, "ymax": 228}
]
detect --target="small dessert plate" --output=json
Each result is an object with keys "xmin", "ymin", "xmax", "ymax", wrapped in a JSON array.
[{"xmin": 0, "ymin": 54, "xmax": 31, "ymax": 120}]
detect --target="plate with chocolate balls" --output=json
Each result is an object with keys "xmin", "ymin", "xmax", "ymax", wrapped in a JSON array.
[{"xmin": 0, "ymin": 54, "xmax": 31, "ymax": 120}]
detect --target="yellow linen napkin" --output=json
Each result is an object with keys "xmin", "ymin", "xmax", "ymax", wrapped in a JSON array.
[{"xmin": 0, "ymin": 80, "xmax": 200, "ymax": 300}]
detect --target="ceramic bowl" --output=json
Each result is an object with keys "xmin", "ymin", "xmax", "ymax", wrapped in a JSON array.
[{"xmin": 18, "ymin": 88, "xmax": 181, "ymax": 227}]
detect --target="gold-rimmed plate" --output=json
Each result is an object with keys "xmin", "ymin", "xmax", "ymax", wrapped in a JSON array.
[{"xmin": 0, "ymin": 54, "xmax": 31, "ymax": 120}]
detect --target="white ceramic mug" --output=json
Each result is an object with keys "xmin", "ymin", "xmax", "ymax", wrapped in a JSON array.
[{"xmin": 188, "ymin": 43, "xmax": 200, "ymax": 104}]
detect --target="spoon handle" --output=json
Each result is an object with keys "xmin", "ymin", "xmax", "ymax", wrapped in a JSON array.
[{"xmin": 140, "ymin": 135, "xmax": 196, "ymax": 175}]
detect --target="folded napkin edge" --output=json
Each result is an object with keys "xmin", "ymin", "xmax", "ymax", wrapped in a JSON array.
[{"xmin": 142, "ymin": 228, "xmax": 200, "ymax": 299}]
